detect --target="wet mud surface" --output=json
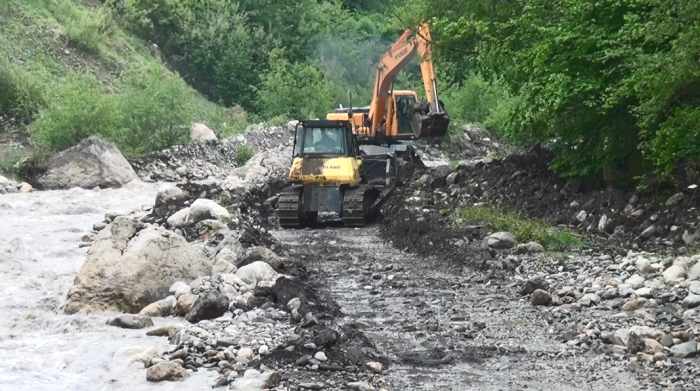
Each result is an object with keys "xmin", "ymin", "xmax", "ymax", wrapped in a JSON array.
[{"xmin": 273, "ymin": 226, "xmax": 639, "ymax": 390}]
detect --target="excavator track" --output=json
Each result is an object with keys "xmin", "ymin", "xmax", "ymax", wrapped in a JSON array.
[
  {"xmin": 342, "ymin": 186, "xmax": 370, "ymax": 227},
  {"xmin": 278, "ymin": 187, "xmax": 302, "ymax": 228}
]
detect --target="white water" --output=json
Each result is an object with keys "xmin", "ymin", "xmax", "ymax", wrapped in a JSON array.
[{"xmin": 0, "ymin": 181, "xmax": 214, "ymax": 391}]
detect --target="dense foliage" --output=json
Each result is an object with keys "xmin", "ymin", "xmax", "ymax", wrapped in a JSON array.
[{"xmin": 398, "ymin": 0, "xmax": 700, "ymax": 182}]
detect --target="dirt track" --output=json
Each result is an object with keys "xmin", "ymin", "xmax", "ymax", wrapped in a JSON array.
[{"xmin": 274, "ymin": 226, "xmax": 639, "ymax": 390}]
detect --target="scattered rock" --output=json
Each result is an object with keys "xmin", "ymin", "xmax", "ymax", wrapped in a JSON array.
[
  {"xmin": 314, "ymin": 351, "xmax": 327, "ymax": 362},
  {"xmin": 236, "ymin": 261, "xmax": 278, "ymax": 285},
  {"xmin": 185, "ymin": 290, "xmax": 230, "ymax": 323},
  {"xmin": 366, "ymin": 361, "xmax": 383, "ymax": 374},
  {"xmin": 670, "ymin": 340, "xmax": 698, "ymax": 358},
  {"xmin": 188, "ymin": 199, "xmax": 230, "ymax": 222},
  {"xmin": 107, "ymin": 314, "xmax": 154, "ymax": 329},
  {"xmin": 485, "ymin": 232, "xmax": 517, "ymax": 249},
  {"xmin": 190, "ymin": 123, "xmax": 217, "ymax": 142},
  {"xmin": 530, "ymin": 289, "xmax": 552, "ymax": 306},
  {"xmin": 520, "ymin": 275, "xmax": 549, "ymax": 295},
  {"xmin": 516, "ymin": 242, "xmax": 544, "ymax": 254},
  {"xmin": 578, "ymin": 293, "xmax": 600, "ymax": 307},
  {"xmin": 146, "ymin": 361, "xmax": 187, "ymax": 382}
]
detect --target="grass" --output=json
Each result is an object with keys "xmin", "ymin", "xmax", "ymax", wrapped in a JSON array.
[
  {"xmin": 455, "ymin": 205, "xmax": 586, "ymax": 251},
  {"xmin": 235, "ymin": 143, "xmax": 254, "ymax": 166},
  {"xmin": 0, "ymin": 148, "xmax": 24, "ymax": 179},
  {"xmin": 0, "ymin": 0, "xmax": 247, "ymax": 159}
]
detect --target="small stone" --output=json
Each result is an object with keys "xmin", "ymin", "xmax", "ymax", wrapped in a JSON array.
[
  {"xmin": 622, "ymin": 298, "xmax": 647, "ymax": 311},
  {"xmin": 258, "ymin": 345, "xmax": 269, "ymax": 355},
  {"xmin": 107, "ymin": 314, "xmax": 154, "ymax": 329},
  {"xmin": 530, "ymin": 289, "xmax": 552, "ymax": 306},
  {"xmin": 520, "ymin": 275, "xmax": 549, "ymax": 295},
  {"xmin": 666, "ymin": 192, "xmax": 684, "ymax": 206},
  {"xmin": 287, "ymin": 298, "xmax": 302, "ymax": 311},
  {"xmin": 237, "ymin": 347, "xmax": 254, "ymax": 360},
  {"xmin": 627, "ymin": 332, "xmax": 645, "ymax": 354},
  {"xmin": 347, "ymin": 381, "xmax": 374, "ymax": 391},
  {"xmin": 640, "ymin": 226, "xmax": 657, "ymax": 240},
  {"xmin": 366, "ymin": 361, "xmax": 383, "ymax": 374},
  {"xmin": 683, "ymin": 294, "xmax": 700, "ymax": 309},
  {"xmin": 314, "ymin": 351, "xmax": 327, "ymax": 362},
  {"xmin": 626, "ymin": 274, "xmax": 645, "ymax": 289},
  {"xmin": 515, "ymin": 242, "xmax": 545, "ymax": 254},
  {"xmin": 660, "ymin": 334, "xmax": 674, "ymax": 347},
  {"xmin": 644, "ymin": 338, "xmax": 665, "ymax": 354},
  {"xmin": 578, "ymin": 293, "xmax": 600, "ymax": 307},
  {"xmin": 146, "ymin": 325, "xmax": 171, "ymax": 337},
  {"xmin": 485, "ymin": 232, "xmax": 517, "ymax": 249},
  {"xmin": 653, "ymin": 352, "xmax": 667, "ymax": 362},
  {"xmin": 19, "ymin": 182, "xmax": 33, "ymax": 193},
  {"xmin": 635, "ymin": 287, "xmax": 653, "ymax": 298},
  {"xmin": 146, "ymin": 362, "xmax": 187, "ymax": 382}
]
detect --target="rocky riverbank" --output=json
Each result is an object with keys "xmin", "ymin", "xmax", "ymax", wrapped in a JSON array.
[{"xmin": 379, "ymin": 151, "xmax": 700, "ymax": 390}]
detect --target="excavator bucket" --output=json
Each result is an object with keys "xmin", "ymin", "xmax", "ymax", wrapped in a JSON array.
[{"xmin": 410, "ymin": 101, "xmax": 450, "ymax": 138}]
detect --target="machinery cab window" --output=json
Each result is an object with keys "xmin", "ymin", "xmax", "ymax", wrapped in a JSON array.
[
  {"xmin": 395, "ymin": 94, "xmax": 417, "ymax": 136},
  {"xmin": 293, "ymin": 122, "xmax": 353, "ymax": 157}
]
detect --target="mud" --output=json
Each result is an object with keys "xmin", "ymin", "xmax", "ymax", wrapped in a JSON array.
[{"xmin": 273, "ymin": 226, "xmax": 639, "ymax": 390}]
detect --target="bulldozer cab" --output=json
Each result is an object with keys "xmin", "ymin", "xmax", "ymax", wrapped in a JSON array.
[{"xmin": 293, "ymin": 120, "xmax": 359, "ymax": 158}]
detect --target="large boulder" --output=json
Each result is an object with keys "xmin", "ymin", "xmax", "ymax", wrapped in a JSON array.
[
  {"xmin": 190, "ymin": 123, "xmax": 217, "ymax": 142},
  {"xmin": 38, "ymin": 135, "xmax": 137, "ymax": 189},
  {"xmin": 226, "ymin": 147, "xmax": 291, "ymax": 189},
  {"xmin": 64, "ymin": 217, "xmax": 211, "ymax": 313}
]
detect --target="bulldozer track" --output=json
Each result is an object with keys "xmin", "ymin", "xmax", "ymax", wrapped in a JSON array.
[
  {"xmin": 278, "ymin": 188, "xmax": 302, "ymax": 228},
  {"xmin": 342, "ymin": 186, "xmax": 369, "ymax": 227}
]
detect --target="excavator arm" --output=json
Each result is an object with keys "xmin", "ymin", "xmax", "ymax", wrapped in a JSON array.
[{"xmin": 367, "ymin": 23, "xmax": 449, "ymax": 139}]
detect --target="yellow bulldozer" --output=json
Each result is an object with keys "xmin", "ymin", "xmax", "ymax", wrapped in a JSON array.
[{"xmin": 278, "ymin": 24, "xmax": 449, "ymax": 228}]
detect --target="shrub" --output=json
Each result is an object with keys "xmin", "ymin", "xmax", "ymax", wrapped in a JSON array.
[
  {"xmin": 235, "ymin": 143, "xmax": 254, "ymax": 166},
  {"xmin": 0, "ymin": 57, "xmax": 46, "ymax": 122},
  {"xmin": 54, "ymin": 1, "xmax": 116, "ymax": 54},
  {"xmin": 29, "ymin": 72, "xmax": 120, "ymax": 153}
]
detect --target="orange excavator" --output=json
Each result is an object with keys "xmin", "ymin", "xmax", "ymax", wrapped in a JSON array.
[
  {"xmin": 326, "ymin": 23, "xmax": 450, "ymax": 146},
  {"xmin": 278, "ymin": 24, "xmax": 449, "ymax": 228}
]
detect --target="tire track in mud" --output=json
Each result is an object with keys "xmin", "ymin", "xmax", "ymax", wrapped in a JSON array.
[{"xmin": 274, "ymin": 226, "xmax": 640, "ymax": 390}]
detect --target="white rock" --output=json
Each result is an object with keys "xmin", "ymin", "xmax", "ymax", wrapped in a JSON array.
[
  {"xmin": 19, "ymin": 182, "xmax": 32, "ymax": 193},
  {"xmin": 635, "ymin": 287, "xmax": 653, "ymax": 298},
  {"xmin": 230, "ymin": 369, "xmax": 281, "ymax": 391},
  {"xmin": 167, "ymin": 207, "xmax": 191, "ymax": 228},
  {"xmin": 688, "ymin": 262, "xmax": 700, "ymax": 281},
  {"xmin": 485, "ymin": 232, "xmax": 517, "ymax": 249},
  {"xmin": 213, "ymin": 258, "xmax": 237, "ymax": 275},
  {"xmin": 287, "ymin": 298, "xmax": 302, "ymax": 312},
  {"xmin": 663, "ymin": 265, "xmax": 687, "ymax": 283},
  {"xmin": 598, "ymin": 215, "xmax": 610, "ymax": 232},
  {"xmin": 258, "ymin": 345, "xmax": 269, "ymax": 355},
  {"xmin": 237, "ymin": 347, "xmax": 255, "ymax": 360},
  {"xmin": 635, "ymin": 257, "xmax": 655, "ymax": 277},
  {"xmin": 626, "ymin": 274, "xmax": 646, "ymax": 289},
  {"xmin": 155, "ymin": 184, "xmax": 189, "ymax": 208},
  {"xmin": 236, "ymin": 261, "xmax": 278, "ymax": 285},
  {"xmin": 366, "ymin": 361, "xmax": 383, "ymax": 373},
  {"xmin": 576, "ymin": 210, "xmax": 587, "ymax": 223},
  {"xmin": 314, "ymin": 351, "xmax": 327, "ymax": 361},
  {"xmin": 189, "ymin": 199, "xmax": 230, "ymax": 222},
  {"xmin": 169, "ymin": 281, "xmax": 191, "ymax": 298},
  {"xmin": 190, "ymin": 123, "xmax": 217, "ymax": 142},
  {"xmin": 0, "ymin": 175, "xmax": 8, "ymax": 186}
]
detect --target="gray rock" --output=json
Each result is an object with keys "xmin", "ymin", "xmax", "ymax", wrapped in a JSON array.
[
  {"xmin": 230, "ymin": 369, "xmax": 281, "ymax": 391},
  {"xmin": 660, "ymin": 334, "xmax": 674, "ymax": 347},
  {"xmin": 146, "ymin": 361, "xmax": 187, "ymax": 382},
  {"xmin": 626, "ymin": 274, "xmax": 645, "ymax": 289},
  {"xmin": 139, "ymin": 296, "xmax": 176, "ymax": 317},
  {"xmin": 347, "ymin": 382, "xmax": 374, "ymax": 391},
  {"xmin": 175, "ymin": 293, "xmax": 198, "ymax": 316},
  {"xmin": 666, "ymin": 192, "xmax": 684, "ymax": 206},
  {"xmin": 485, "ymin": 232, "xmax": 517, "ymax": 249},
  {"xmin": 191, "ymin": 123, "xmax": 217, "ymax": 142},
  {"xmin": 167, "ymin": 207, "xmax": 190, "ymax": 228},
  {"xmin": 239, "ymin": 247, "xmax": 284, "ymax": 271},
  {"xmin": 626, "ymin": 332, "xmax": 645, "ymax": 354},
  {"xmin": 683, "ymin": 293, "xmax": 700, "ymax": 308},
  {"xmin": 635, "ymin": 257, "xmax": 654, "ymax": 277},
  {"xmin": 366, "ymin": 361, "xmax": 383, "ymax": 374},
  {"xmin": 622, "ymin": 298, "xmax": 647, "ymax": 311},
  {"xmin": 38, "ymin": 136, "xmax": 137, "ymax": 189},
  {"xmin": 690, "ymin": 281, "xmax": 700, "ymax": 295},
  {"xmin": 579, "ymin": 293, "xmax": 600, "ymax": 307},
  {"xmin": 516, "ymin": 242, "xmax": 545, "ymax": 254},
  {"xmin": 640, "ymin": 226, "xmax": 657, "ymax": 240},
  {"xmin": 530, "ymin": 289, "xmax": 552, "ymax": 306},
  {"xmin": 689, "ymin": 262, "xmax": 700, "ymax": 281},
  {"xmin": 213, "ymin": 258, "xmax": 237, "ymax": 275},
  {"xmin": 64, "ymin": 218, "xmax": 210, "ymax": 314},
  {"xmin": 107, "ymin": 314, "xmax": 154, "ymax": 329},
  {"xmin": 155, "ymin": 184, "xmax": 189, "ymax": 209},
  {"xmin": 635, "ymin": 287, "xmax": 653, "ymax": 298},
  {"xmin": 185, "ymin": 290, "xmax": 230, "ymax": 323},
  {"xmin": 614, "ymin": 329, "xmax": 630, "ymax": 346},
  {"xmin": 670, "ymin": 340, "xmax": 698, "ymax": 358},
  {"xmin": 520, "ymin": 275, "xmax": 549, "ymax": 295},
  {"xmin": 169, "ymin": 281, "xmax": 191, "ymax": 298}
]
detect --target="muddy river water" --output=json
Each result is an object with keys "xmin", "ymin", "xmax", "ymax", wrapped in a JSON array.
[{"xmin": 0, "ymin": 181, "xmax": 216, "ymax": 391}]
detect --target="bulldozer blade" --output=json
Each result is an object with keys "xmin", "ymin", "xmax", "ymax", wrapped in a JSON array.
[{"xmin": 410, "ymin": 112, "xmax": 450, "ymax": 138}]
